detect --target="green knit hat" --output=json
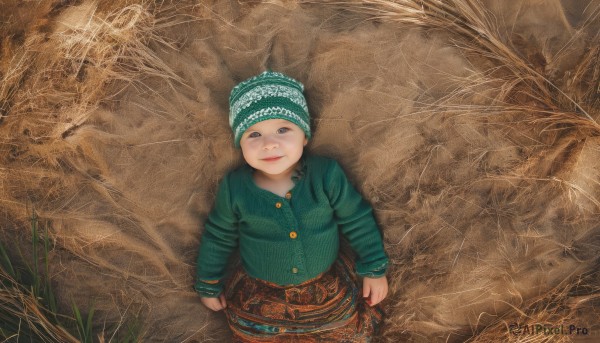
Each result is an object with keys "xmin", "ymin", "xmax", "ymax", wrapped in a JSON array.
[{"xmin": 229, "ymin": 71, "xmax": 311, "ymax": 148}]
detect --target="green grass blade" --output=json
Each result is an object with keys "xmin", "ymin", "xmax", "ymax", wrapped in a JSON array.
[
  {"xmin": 72, "ymin": 302, "xmax": 85, "ymax": 342},
  {"xmin": 0, "ymin": 241, "xmax": 16, "ymax": 278},
  {"xmin": 86, "ymin": 305, "xmax": 95, "ymax": 342},
  {"xmin": 72, "ymin": 301, "xmax": 95, "ymax": 343},
  {"xmin": 42, "ymin": 222, "xmax": 58, "ymax": 317},
  {"xmin": 31, "ymin": 210, "xmax": 40, "ymax": 297}
]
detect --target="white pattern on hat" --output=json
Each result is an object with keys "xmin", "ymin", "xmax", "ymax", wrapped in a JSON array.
[{"xmin": 229, "ymin": 85, "xmax": 308, "ymax": 127}]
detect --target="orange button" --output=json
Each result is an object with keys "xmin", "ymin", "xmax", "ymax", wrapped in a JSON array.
[
  {"xmin": 275, "ymin": 202, "xmax": 282, "ymax": 208},
  {"xmin": 289, "ymin": 231, "xmax": 297, "ymax": 239},
  {"xmin": 285, "ymin": 192, "xmax": 292, "ymax": 199}
]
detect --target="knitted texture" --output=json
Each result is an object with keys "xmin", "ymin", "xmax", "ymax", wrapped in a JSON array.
[
  {"xmin": 195, "ymin": 154, "xmax": 388, "ymax": 297},
  {"xmin": 229, "ymin": 71, "xmax": 311, "ymax": 148}
]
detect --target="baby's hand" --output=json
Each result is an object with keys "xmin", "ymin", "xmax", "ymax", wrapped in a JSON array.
[
  {"xmin": 201, "ymin": 294, "xmax": 227, "ymax": 311},
  {"xmin": 362, "ymin": 276, "xmax": 388, "ymax": 307}
]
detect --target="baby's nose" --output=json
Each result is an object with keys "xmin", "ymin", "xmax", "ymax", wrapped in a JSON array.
[{"xmin": 263, "ymin": 136, "xmax": 279, "ymax": 149}]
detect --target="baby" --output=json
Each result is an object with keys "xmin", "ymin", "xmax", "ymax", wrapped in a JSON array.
[{"xmin": 195, "ymin": 71, "xmax": 389, "ymax": 342}]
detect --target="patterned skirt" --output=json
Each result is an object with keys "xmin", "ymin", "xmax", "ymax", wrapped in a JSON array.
[{"xmin": 223, "ymin": 254, "xmax": 383, "ymax": 342}]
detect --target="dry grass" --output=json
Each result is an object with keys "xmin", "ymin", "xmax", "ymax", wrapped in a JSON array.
[
  {"xmin": 313, "ymin": 0, "xmax": 600, "ymax": 118},
  {"xmin": 0, "ymin": 268, "xmax": 79, "ymax": 343}
]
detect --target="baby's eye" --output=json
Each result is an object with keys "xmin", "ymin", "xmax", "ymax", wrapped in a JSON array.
[
  {"xmin": 248, "ymin": 132, "xmax": 261, "ymax": 138},
  {"xmin": 277, "ymin": 127, "xmax": 290, "ymax": 134}
]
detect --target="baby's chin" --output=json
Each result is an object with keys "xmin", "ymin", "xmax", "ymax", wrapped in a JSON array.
[
  {"xmin": 254, "ymin": 165, "xmax": 294, "ymax": 177},
  {"xmin": 250, "ymin": 159, "xmax": 301, "ymax": 177}
]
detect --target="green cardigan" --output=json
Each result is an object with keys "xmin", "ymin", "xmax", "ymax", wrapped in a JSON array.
[{"xmin": 195, "ymin": 154, "xmax": 388, "ymax": 297}]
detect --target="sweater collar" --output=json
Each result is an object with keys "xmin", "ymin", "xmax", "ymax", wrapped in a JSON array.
[{"xmin": 292, "ymin": 153, "xmax": 308, "ymax": 182}]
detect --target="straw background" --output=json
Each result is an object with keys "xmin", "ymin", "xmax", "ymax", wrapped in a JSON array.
[{"xmin": 1, "ymin": 0, "xmax": 599, "ymax": 341}]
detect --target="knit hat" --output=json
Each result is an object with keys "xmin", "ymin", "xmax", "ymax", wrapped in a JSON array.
[{"xmin": 229, "ymin": 71, "xmax": 311, "ymax": 148}]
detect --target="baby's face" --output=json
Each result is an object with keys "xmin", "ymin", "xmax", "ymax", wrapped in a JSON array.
[{"xmin": 240, "ymin": 119, "xmax": 307, "ymax": 178}]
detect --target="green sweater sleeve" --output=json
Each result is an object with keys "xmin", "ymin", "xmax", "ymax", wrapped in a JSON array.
[
  {"xmin": 195, "ymin": 175, "xmax": 239, "ymax": 297},
  {"xmin": 326, "ymin": 160, "xmax": 388, "ymax": 277}
]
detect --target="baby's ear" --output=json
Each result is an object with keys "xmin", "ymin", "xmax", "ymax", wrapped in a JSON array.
[{"xmin": 303, "ymin": 137, "xmax": 308, "ymax": 146}]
